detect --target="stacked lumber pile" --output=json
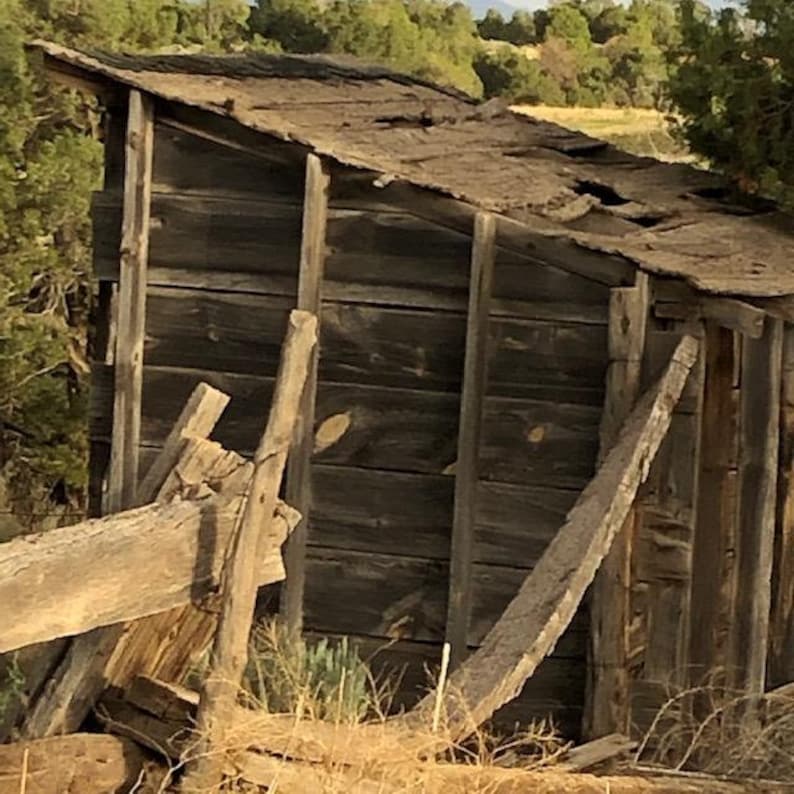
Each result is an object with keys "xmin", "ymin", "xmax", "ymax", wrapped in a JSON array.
[{"xmin": 1, "ymin": 322, "xmax": 783, "ymax": 792}]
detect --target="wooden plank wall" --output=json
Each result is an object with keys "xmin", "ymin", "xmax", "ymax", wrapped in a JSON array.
[
  {"xmin": 89, "ymin": 123, "xmax": 612, "ymax": 737},
  {"xmin": 628, "ymin": 313, "xmax": 706, "ymax": 734}
]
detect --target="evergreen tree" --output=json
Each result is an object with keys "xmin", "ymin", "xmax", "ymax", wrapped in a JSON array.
[{"xmin": 671, "ymin": 0, "xmax": 794, "ymax": 203}]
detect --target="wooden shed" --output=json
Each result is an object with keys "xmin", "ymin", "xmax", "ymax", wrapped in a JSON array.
[{"xmin": 33, "ymin": 41, "xmax": 794, "ymax": 741}]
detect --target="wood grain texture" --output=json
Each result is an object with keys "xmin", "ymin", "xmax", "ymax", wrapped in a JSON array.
[
  {"xmin": 92, "ymin": 188, "xmax": 610, "ymax": 320},
  {"xmin": 309, "ymin": 467, "xmax": 578, "ymax": 567},
  {"xmin": 0, "ymin": 734, "xmax": 145, "ymax": 794},
  {"xmin": 283, "ymin": 155, "xmax": 330, "ymax": 633},
  {"xmin": 0, "ymin": 496, "xmax": 294, "ymax": 654},
  {"xmin": 91, "ymin": 365, "xmax": 601, "ymax": 488},
  {"xmin": 769, "ymin": 324, "xmax": 794, "ymax": 687},
  {"xmin": 135, "ymin": 382, "xmax": 230, "ymax": 505},
  {"xmin": 401, "ymin": 335, "xmax": 699, "ymax": 740},
  {"xmin": 447, "ymin": 212, "xmax": 496, "ymax": 667},
  {"xmin": 186, "ymin": 310, "xmax": 317, "ymax": 791},
  {"xmin": 629, "ymin": 319, "xmax": 705, "ymax": 728},
  {"xmin": 731, "ymin": 317, "xmax": 783, "ymax": 694},
  {"xmin": 302, "ymin": 547, "xmax": 587, "ymax": 654},
  {"xmin": 108, "ymin": 89, "xmax": 154, "ymax": 512},
  {"xmin": 689, "ymin": 323, "xmax": 738, "ymax": 686},
  {"xmin": 140, "ymin": 286, "xmax": 606, "ymax": 400}
]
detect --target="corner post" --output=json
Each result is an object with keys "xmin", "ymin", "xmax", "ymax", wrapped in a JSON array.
[
  {"xmin": 584, "ymin": 272, "xmax": 649, "ymax": 738},
  {"xmin": 731, "ymin": 317, "xmax": 783, "ymax": 694},
  {"xmin": 445, "ymin": 212, "xmax": 496, "ymax": 668},
  {"xmin": 107, "ymin": 89, "xmax": 154, "ymax": 512},
  {"xmin": 281, "ymin": 153, "xmax": 330, "ymax": 633}
]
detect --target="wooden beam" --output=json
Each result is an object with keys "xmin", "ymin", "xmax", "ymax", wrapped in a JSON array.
[
  {"xmin": 585, "ymin": 273, "xmax": 649, "ymax": 739},
  {"xmin": 688, "ymin": 324, "xmax": 739, "ymax": 689},
  {"xmin": 400, "ymin": 335, "xmax": 699, "ymax": 739},
  {"xmin": 0, "ymin": 734, "xmax": 146, "ymax": 794},
  {"xmin": 731, "ymin": 318, "xmax": 783, "ymax": 694},
  {"xmin": 445, "ymin": 212, "xmax": 496, "ymax": 668},
  {"xmin": 184, "ymin": 310, "xmax": 317, "ymax": 791},
  {"xmin": 135, "ymin": 382, "xmax": 230, "ymax": 505},
  {"xmin": 0, "ymin": 488, "xmax": 296, "ymax": 655},
  {"xmin": 769, "ymin": 324, "xmax": 794, "ymax": 687},
  {"xmin": 107, "ymin": 89, "xmax": 154, "ymax": 512},
  {"xmin": 653, "ymin": 296, "xmax": 766, "ymax": 339},
  {"xmin": 281, "ymin": 154, "xmax": 330, "ymax": 633}
]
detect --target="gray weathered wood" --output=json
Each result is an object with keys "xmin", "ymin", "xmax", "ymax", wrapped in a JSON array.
[
  {"xmin": 731, "ymin": 317, "xmax": 782, "ymax": 693},
  {"xmin": 107, "ymin": 89, "xmax": 154, "ymax": 512},
  {"xmin": 0, "ymin": 494, "xmax": 295, "ymax": 655},
  {"xmin": 92, "ymin": 189, "xmax": 610, "ymax": 322},
  {"xmin": 401, "ymin": 335, "xmax": 699, "ymax": 739},
  {"xmin": 585, "ymin": 273, "xmax": 649, "ymax": 739},
  {"xmin": 688, "ymin": 325, "xmax": 739, "ymax": 688},
  {"xmin": 0, "ymin": 734, "xmax": 146, "ymax": 794},
  {"xmin": 302, "ymin": 547, "xmax": 587, "ymax": 652},
  {"xmin": 559, "ymin": 733, "xmax": 637, "ymax": 772},
  {"xmin": 446, "ymin": 212, "xmax": 496, "ymax": 668},
  {"xmin": 137, "ymin": 286, "xmax": 606, "ymax": 400},
  {"xmin": 135, "ymin": 382, "xmax": 229, "ymax": 504},
  {"xmin": 653, "ymin": 297, "xmax": 765, "ymax": 339},
  {"xmin": 90, "ymin": 364, "xmax": 602, "ymax": 489},
  {"xmin": 282, "ymin": 154, "xmax": 330, "ymax": 633},
  {"xmin": 185, "ymin": 310, "xmax": 317, "ymax": 791},
  {"xmin": 769, "ymin": 324, "xmax": 794, "ymax": 687},
  {"xmin": 24, "ymin": 385, "xmax": 233, "ymax": 739}
]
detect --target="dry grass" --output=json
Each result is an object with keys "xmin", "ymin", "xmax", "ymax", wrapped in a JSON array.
[
  {"xmin": 512, "ymin": 104, "xmax": 695, "ymax": 163},
  {"xmin": 637, "ymin": 672, "xmax": 794, "ymax": 783},
  {"xmin": 157, "ymin": 618, "xmax": 568, "ymax": 793}
]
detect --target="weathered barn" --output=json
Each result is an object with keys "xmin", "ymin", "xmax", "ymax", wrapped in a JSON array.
[{"xmin": 33, "ymin": 40, "xmax": 794, "ymax": 741}]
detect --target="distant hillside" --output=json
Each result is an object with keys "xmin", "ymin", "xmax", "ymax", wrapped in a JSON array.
[
  {"xmin": 465, "ymin": 0, "xmax": 733, "ymax": 19},
  {"xmin": 465, "ymin": 0, "xmax": 519, "ymax": 19}
]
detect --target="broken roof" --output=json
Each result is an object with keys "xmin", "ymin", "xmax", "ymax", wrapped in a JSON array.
[{"xmin": 30, "ymin": 40, "xmax": 794, "ymax": 298}]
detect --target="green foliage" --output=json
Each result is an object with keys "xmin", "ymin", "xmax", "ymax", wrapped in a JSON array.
[
  {"xmin": 670, "ymin": 0, "xmax": 794, "ymax": 204},
  {"xmin": 244, "ymin": 621, "xmax": 377, "ymax": 722},
  {"xmin": 0, "ymin": 654, "xmax": 25, "ymax": 723},
  {"xmin": 475, "ymin": 46, "xmax": 564, "ymax": 104}
]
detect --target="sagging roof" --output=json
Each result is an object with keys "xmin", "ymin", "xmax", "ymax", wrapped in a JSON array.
[{"xmin": 30, "ymin": 40, "xmax": 794, "ymax": 298}]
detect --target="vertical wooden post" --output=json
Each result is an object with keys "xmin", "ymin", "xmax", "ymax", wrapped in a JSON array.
[
  {"xmin": 445, "ymin": 212, "xmax": 496, "ymax": 669},
  {"xmin": 184, "ymin": 310, "xmax": 317, "ymax": 792},
  {"xmin": 731, "ymin": 317, "xmax": 782, "ymax": 694},
  {"xmin": 770, "ymin": 323, "xmax": 794, "ymax": 687},
  {"xmin": 107, "ymin": 89, "xmax": 154, "ymax": 513},
  {"xmin": 689, "ymin": 324, "xmax": 739, "ymax": 688},
  {"xmin": 281, "ymin": 154, "xmax": 330, "ymax": 634},
  {"xmin": 584, "ymin": 272, "xmax": 649, "ymax": 738}
]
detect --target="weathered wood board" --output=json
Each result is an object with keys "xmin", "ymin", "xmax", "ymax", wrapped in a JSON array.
[
  {"xmin": 302, "ymin": 547, "xmax": 588, "ymax": 652},
  {"xmin": 138, "ymin": 287, "xmax": 606, "ymax": 400},
  {"xmin": 91, "ymin": 364, "xmax": 601, "ymax": 488},
  {"xmin": 0, "ymin": 496, "xmax": 293, "ymax": 653}
]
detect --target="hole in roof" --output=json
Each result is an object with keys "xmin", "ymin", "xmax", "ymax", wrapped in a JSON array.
[
  {"xmin": 630, "ymin": 215, "xmax": 663, "ymax": 228},
  {"xmin": 574, "ymin": 180, "xmax": 629, "ymax": 207}
]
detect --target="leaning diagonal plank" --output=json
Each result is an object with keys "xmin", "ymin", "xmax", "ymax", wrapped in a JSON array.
[
  {"xmin": 402, "ymin": 334, "xmax": 699, "ymax": 739},
  {"xmin": 183, "ymin": 309, "xmax": 318, "ymax": 792},
  {"xmin": 0, "ymin": 494, "xmax": 297, "ymax": 655}
]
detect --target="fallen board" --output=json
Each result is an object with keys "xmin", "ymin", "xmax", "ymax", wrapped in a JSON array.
[
  {"xmin": 0, "ymin": 734, "xmax": 145, "ymax": 794},
  {"xmin": 0, "ymin": 495, "xmax": 296, "ymax": 653},
  {"xmin": 402, "ymin": 335, "xmax": 700, "ymax": 737}
]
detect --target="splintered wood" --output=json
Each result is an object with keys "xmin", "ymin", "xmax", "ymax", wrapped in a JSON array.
[{"xmin": 402, "ymin": 335, "xmax": 699, "ymax": 739}]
